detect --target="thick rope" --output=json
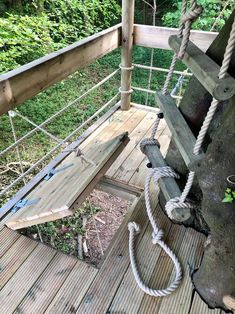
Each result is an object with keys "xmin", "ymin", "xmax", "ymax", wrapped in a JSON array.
[{"xmin": 128, "ymin": 167, "xmax": 182, "ymax": 296}]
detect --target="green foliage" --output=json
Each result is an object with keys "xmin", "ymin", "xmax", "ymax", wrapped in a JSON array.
[
  {"xmin": 162, "ymin": 0, "xmax": 234, "ymax": 31},
  {"xmin": 222, "ymin": 188, "xmax": 235, "ymax": 204},
  {"xmin": 0, "ymin": 0, "xmax": 121, "ymax": 73},
  {"xmin": 0, "ymin": 13, "xmax": 54, "ymax": 72},
  {"xmin": 25, "ymin": 200, "xmax": 101, "ymax": 256}
]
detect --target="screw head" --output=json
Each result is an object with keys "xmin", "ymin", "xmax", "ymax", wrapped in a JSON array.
[{"xmin": 157, "ymin": 112, "xmax": 164, "ymax": 119}]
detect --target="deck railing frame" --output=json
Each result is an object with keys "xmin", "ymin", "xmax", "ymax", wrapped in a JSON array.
[{"xmin": 0, "ymin": 24, "xmax": 217, "ymax": 116}]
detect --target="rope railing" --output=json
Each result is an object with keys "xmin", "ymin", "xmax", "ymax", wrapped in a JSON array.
[
  {"xmin": 132, "ymin": 86, "xmax": 183, "ymax": 100},
  {"xmin": 0, "ymin": 69, "xmax": 120, "ymax": 157},
  {"xmin": 133, "ymin": 63, "xmax": 192, "ymax": 76},
  {"xmin": 10, "ymin": 110, "xmax": 63, "ymax": 144},
  {"xmin": 0, "ymin": 92, "xmax": 120, "ymax": 197}
]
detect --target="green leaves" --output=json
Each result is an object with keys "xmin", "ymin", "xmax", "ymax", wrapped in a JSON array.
[
  {"xmin": 0, "ymin": 0, "xmax": 121, "ymax": 73},
  {"xmin": 222, "ymin": 188, "xmax": 235, "ymax": 204},
  {"xmin": 162, "ymin": 0, "xmax": 234, "ymax": 32}
]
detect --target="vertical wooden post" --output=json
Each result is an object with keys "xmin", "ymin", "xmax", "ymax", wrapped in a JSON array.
[{"xmin": 120, "ymin": 0, "xmax": 135, "ymax": 110}]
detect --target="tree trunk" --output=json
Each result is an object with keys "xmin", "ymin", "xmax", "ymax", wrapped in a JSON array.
[{"xmin": 163, "ymin": 10, "xmax": 235, "ymax": 311}]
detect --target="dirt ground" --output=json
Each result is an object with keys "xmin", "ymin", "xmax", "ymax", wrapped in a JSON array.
[{"xmin": 84, "ymin": 189, "xmax": 131, "ymax": 265}]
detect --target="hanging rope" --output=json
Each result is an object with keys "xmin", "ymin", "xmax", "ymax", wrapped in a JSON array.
[
  {"xmin": 128, "ymin": 166, "xmax": 182, "ymax": 297},
  {"xmin": 128, "ymin": 0, "xmax": 203, "ymax": 297},
  {"xmin": 8, "ymin": 112, "xmax": 27, "ymax": 185}
]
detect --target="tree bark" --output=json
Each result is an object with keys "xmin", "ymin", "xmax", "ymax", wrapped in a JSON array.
[{"xmin": 163, "ymin": 10, "xmax": 235, "ymax": 311}]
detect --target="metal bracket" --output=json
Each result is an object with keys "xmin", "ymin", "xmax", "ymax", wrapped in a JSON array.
[
  {"xmin": 12, "ymin": 198, "xmax": 41, "ymax": 213},
  {"xmin": 44, "ymin": 163, "xmax": 73, "ymax": 181}
]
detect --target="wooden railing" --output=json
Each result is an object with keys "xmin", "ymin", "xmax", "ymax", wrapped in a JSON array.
[{"xmin": 0, "ymin": 23, "xmax": 217, "ymax": 116}]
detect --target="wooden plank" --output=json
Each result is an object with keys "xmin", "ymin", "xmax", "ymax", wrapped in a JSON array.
[
  {"xmin": 137, "ymin": 223, "xmax": 186, "ymax": 314},
  {"xmin": 157, "ymin": 229, "xmax": 205, "ymax": 314},
  {"xmin": 120, "ymin": 0, "xmax": 134, "ymax": 110},
  {"xmin": 110, "ymin": 214, "xmax": 185, "ymax": 313},
  {"xmin": 0, "ymin": 244, "xmax": 56, "ymax": 313},
  {"xmin": 108, "ymin": 206, "xmax": 172, "ymax": 313},
  {"xmin": 106, "ymin": 110, "xmax": 152, "ymax": 178},
  {"xmin": 96, "ymin": 176, "xmax": 142, "ymax": 201},
  {"xmin": 6, "ymin": 132, "xmax": 129, "ymax": 230},
  {"xmin": 15, "ymin": 252, "xmax": 77, "ymax": 313},
  {"xmin": 113, "ymin": 115, "xmax": 166, "ymax": 185},
  {"xmin": 76, "ymin": 192, "xmax": 156, "ymax": 313},
  {"xmin": 45, "ymin": 262, "xmax": 98, "ymax": 313},
  {"xmin": 134, "ymin": 24, "xmax": 217, "ymax": 51},
  {"xmin": 156, "ymin": 92, "xmax": 198, "ymax": 167},
  {"xmin": 0, "ymin": 235, "xmax": 37, "ymax": 288},
  {"xmin": 0, "ymin": 24, "xmax": 121, "ymax": 115},
  {"xmin": 0, "ymin": 102, "xmax": 120, "ymax": 219},
  {"xmin": 190, "ymin": 292, "xmax": 221, "ymax": 314},
  {"xmin": 0, "ymin": 227, "xmax": 20, "ymax": 258},
  {"xmin": 169, "ymin": 35, "xmax": 235, "ymax": 101},
  {"xmin": 131, "ymin": 102, "xmax": 160, "ymax": 113}
]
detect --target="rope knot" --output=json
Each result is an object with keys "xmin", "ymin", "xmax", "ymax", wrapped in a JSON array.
[
  {"xmin": 128, "ymin": 221, "xmax": 140, "ymax": 234},
  {"xmin": 139, "ymin": 138, "xmax": 160, "ymax": 154},
  {"xmin": 165, "ymin": 197, "xmax": 193, "ymax": 219},
  {"xmin": 181, "ymin": 5, "xmax": 202, "ymax": 24},
  {"xmin": 152, "ymin": 229, "xmax": 164, "ymax": 244}
]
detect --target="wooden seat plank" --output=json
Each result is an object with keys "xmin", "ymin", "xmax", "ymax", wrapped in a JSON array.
[{"xmin": 6, "ymin": 132, "xmax": 129, "ymax": 230}]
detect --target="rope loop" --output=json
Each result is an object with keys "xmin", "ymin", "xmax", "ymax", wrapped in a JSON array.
[
  {"xmin": 119, "ymin": 87, "xmax": 133, "ymax": 95},
  {"xmin": 165, "ymin": 197, "xmax": 193, "ymax": 219},
  {"xmin": 139, "ymin": 138, "xmax": 160, "ymax": 153},
  {"xmin": 119, "ymin": 63, "xmax": 134, "ymax": 71},
  {"xmin": 152, "ymin": 229, "xmax": 164, "ymax": 244},
  {"xmin": 128, "ymin": 221, "xmax": 140, "ymax": 234},
  {"xmin": 181, "ymin": 5, "xmax": 202, "ymax": 25}
]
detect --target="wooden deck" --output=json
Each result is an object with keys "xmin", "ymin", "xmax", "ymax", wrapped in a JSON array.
[{"xmin": 0, "ymin": 105, "xmax": 224, "ymax": 313}]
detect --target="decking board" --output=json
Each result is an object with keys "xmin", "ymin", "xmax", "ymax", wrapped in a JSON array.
[
  {"xmin": 0, "ymin": 235, "xmax": 37, "ymax": 289},
  {"xmin": 0, "ymin": 244, "xmax": 56, "ymax": 313},
  {"xmin": 15, "ymin": 252, "xmax": 77, "ymax": 313},
  {"xmin": 0, "ymin": 106, "xmax": 220, "ymax": 313}
]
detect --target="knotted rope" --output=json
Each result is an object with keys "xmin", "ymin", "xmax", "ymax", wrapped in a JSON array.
[
  {"xmin": 127, "ymin": 0, "xmax": 202, "ymax": 297},
  {"xmin": 128, "ymin": 167, "xmax": 182, "ymax": 297}
]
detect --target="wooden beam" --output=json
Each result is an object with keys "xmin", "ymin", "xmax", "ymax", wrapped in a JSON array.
[
  {"xmin": 156, "ymin": 92, "xmax": 204, "ymax": 167},
  {"xmin": 134, "ymin": 24, "xmax": 218, "ymax": 52},
  {"xmin": 95, "ymin": 176, "xmax": 142, "ymax": 201},
  {"xmin": 169, "ymin": 35, "xmax": 235, "ymax": 101},
  {"xmin": 142, "ymin": 144, "xmax": 192, "ymax": 222},
  {"xmin": 120, "ymin": 0, "xmax": 134, "ymax": 110},
  {"xmin": 0, "ymin": 24, "xmax": 121, "ymax": 116}
]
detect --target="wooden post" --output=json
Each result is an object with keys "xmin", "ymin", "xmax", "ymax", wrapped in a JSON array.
[{"xmin": 120, "ymin": 0, "xmax": 135, "ymax": 110}]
